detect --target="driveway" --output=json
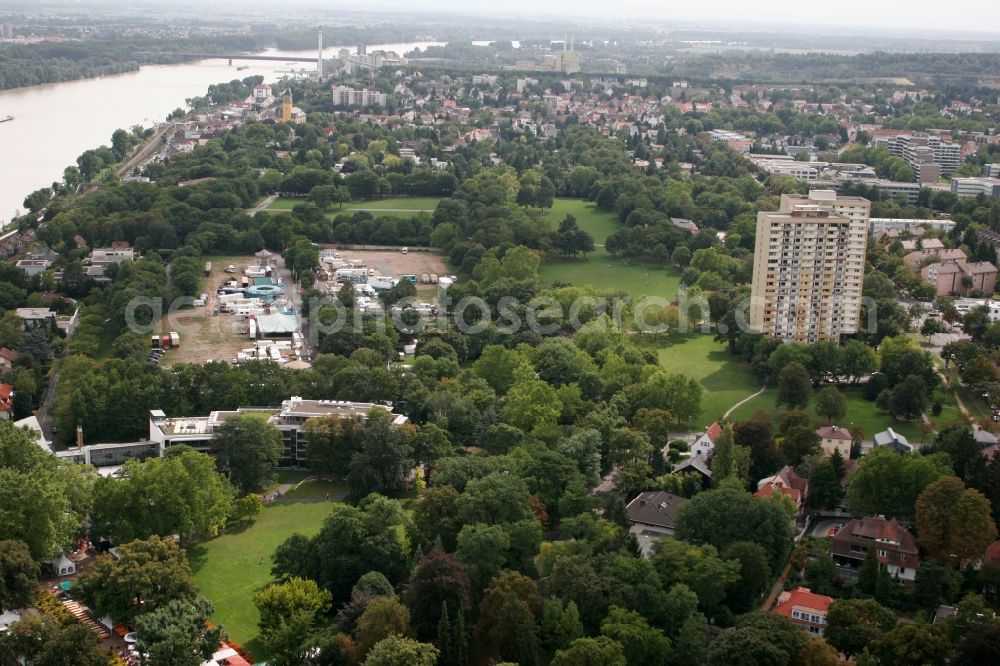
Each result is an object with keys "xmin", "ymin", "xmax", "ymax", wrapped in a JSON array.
[{"xmin": 811, "ymin": 519, "xmax": 844, "ymax": 539}]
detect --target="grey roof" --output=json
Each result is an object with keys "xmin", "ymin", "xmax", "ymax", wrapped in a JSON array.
[
  {"xmin": 674, "ymin": 453, "xmax": 713, "ymax": 478},
  {"xmin": 873, "ymin": 428, "xmax": 912, "ymax": 453},
  {"xmin": 974, "ymin": 429, "xmax": 999, "ymax": 447},
  {"xmin": 626, "ymin": 491, "xmax": 688, "ymax": 530}
]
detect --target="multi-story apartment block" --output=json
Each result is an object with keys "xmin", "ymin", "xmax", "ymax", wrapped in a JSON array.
[
  {"xmin": 881, "ymin": 133, "xmax": 961, "ymax": 180},
  {"xmin": 750, "ymin": 190, "xmax": 869, "ymax": 343},
  {"xmin": 951, "ymin": 176, "xmax": 1000, "ymax": 199},
  {"xmin": 330, "ymin": 86, "xmax": 388, "ymax": 107}
]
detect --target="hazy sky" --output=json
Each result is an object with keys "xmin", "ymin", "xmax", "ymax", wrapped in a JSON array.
[{"xmin": 347, "ymin": 0, "xmax": 1000, "ymax": 34}]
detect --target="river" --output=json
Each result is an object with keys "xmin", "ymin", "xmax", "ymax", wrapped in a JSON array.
[{"xmin": 0, "ymin": 39, "xmax": 508, "ymax": 227}]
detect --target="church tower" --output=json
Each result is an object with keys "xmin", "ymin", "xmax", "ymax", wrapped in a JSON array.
[{"xmin": 281, "ymin": 88, "xmax": 292, "ymax": 122}]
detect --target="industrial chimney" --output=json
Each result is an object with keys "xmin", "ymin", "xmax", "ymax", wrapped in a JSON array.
[{"xmin": 317, "ymin": 29, "xmax": 324, "ymax": 80}]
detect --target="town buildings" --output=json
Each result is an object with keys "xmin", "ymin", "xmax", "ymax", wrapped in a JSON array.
[
  {"xmin": 750, "ymin": 190, "xmax": 870, "ymax": 343},
  {"xmin": 829, "ymin": 516, "xmax": 920, "ymax": 582}
]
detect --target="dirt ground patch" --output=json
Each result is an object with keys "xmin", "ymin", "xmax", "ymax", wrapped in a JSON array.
[
  {"xmin": 158, "ymin": 255, "xmax": 297, "ymax": 366},
  {"xmin": 326, "ymin": 248, "xmax": 451, "ymax": 278}
]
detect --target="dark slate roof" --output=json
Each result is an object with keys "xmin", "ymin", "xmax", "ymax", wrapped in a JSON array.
[{"xmin": 626, "ymin": 491, "xmax": 688, "ymax": 530}]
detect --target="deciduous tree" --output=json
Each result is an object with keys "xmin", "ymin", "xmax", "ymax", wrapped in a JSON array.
[
  {"xmin": 915, "ymin": 475, "xmax": 997, "ymax": 566},
  {"xmin": 210, "ymin": 414, "xmax": 283, "ymax": 493}
]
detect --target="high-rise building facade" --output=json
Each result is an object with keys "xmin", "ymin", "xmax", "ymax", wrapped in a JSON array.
[
  {"xmin": 750, "ymin": 191, "xmax": 870, "ymax": 343},
  {"xmin": 330, "ymin": 86, "xmax": 387, "ymax": 107}
]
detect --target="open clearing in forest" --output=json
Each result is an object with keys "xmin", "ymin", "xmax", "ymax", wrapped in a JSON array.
[{"xmin": 538, "ymin": 199, "xmax": 682, "ymax": 300}]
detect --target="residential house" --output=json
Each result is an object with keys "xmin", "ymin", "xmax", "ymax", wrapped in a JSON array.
[
  {"xmin": 626, "ymin": 491, "xmax": 689, "ymax": 557},
  {"xmin": 670, "ymin": 218, "xmax": 699, "ymax": 234},
  {"xmin": 0, "ymin": 384, "xmax": 12, "ymax": 419},
  {"xmin": 691, "ymin": 422, "xmax": 722, "ymax": 458},
  {"xmin": 903, "ymin": 247, "xmax": 966, "ymax": 270},
  {"xmin": 921, "ymin": 259, "xmax": 997, "ymax": 297},
  {"xmin": 89, "ymin": 245, "xmax": 135, "ymax": 265},
  {"xmin": 0, "ymin": 347, "xmax": 19, "ymax": 372},
  {"xmin": 755, "ymin": 465, "xmax": 808, "ymax": 515},
  {"xmin": 829, "ymin": 516, "xmax": 920, "ymax": 582},
  {"xmin": 14, "ymin": 308, "xmax": 55, "ymax": 329},
  {"xmin": 973, "ymin": 428, "xmax": 998, "ymax": 450},
  {"xmin": 14, "ymin": 258, "xmax": 51, "ymax": 277},
  {"xmin": 900, "ymin": 238, "xmax": 944, "ymax": 251},
  {"xmin": 816, "ymin": 425, "xmax": 852, "ymax": 458},
  {"xmin": 673, "ymin": 454, "xmax": 713, "ymax": 487},
  {"xmin": 873, "ymin": 428, "xmax": 914, "ymax": 453},
  {"xmin": 981, "ymin": 539, "xmax": 1000, "ymax": 599},
  {"xmin": 771, "ymin": 587, "xmax": 833, "ymax": 635},
  {"xmin": 13, "ymin": 415, "xmax": 50, "ymax": 453}
]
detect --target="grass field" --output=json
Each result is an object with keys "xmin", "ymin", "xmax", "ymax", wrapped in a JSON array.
[
  {"xmin": 538, "ymin": 199, "xmax": 682, "ymax": 300},
  {"xmin": 640, "ymin": 334, "xmax": 764, "ymax": 429},
  {"xmin": 268, "ymin": 196, "xmax": 441, "ymax": 212},
  {"xmin": 727, "ymin": 386, "xmax": 927, "ymax": 442},
  {"xmin": 283, "ymin": 478, "xmax": 348, "ymax": 500},
  {"xmin": 188, "ymin": 503, "xmax": 333, "ymax": 653}
]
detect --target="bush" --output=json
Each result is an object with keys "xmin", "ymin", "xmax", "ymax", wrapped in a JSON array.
[{"xmin": 669, "ymin": 440, "xmax": 689, "ymax": 452}]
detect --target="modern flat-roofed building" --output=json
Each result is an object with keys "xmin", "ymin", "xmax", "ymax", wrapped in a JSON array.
[
  {"xmin": 869, "ymin": 217, "xmax": 955, "ymax": 235},
  {"xmin": 148, "ymin": 398, "xmax": 408, "ymax": 467},
  {"xmin": 951, "ymin": 176, "xmax": 1000, "ymax": 199},
  {"xmin": 880, "ymin": 133, "xmax": 961, "ymax": 178},
  {"xmin": 330, "ymin": 86, "xmax": 387, "ymax": 107},
  {"xmin": 750, "ymin": 191, "xmax": 869, "ymax": 343}
]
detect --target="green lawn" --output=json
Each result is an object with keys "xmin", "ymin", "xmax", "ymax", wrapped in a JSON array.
[
  {"xmin": 640, "ymin": 334, "xmax": 764, "ymax": 430},
  {"xmin": 539, "ymin": 199, "xmax": 682, "ymax": 300},
  {"xmin": 188, "ymin": 503, "xmax": 332, "ymax": 654},
  {"xmin": 283, "ymin": 478, "xmax": 348, "ymax": 500},
  {"xmin": 727, "ymin": 386, "xmax": 927, "ymax": 442},
  {"xmin": 267, "ymin": 196, "xmax": 441, "ymax": 212}
]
